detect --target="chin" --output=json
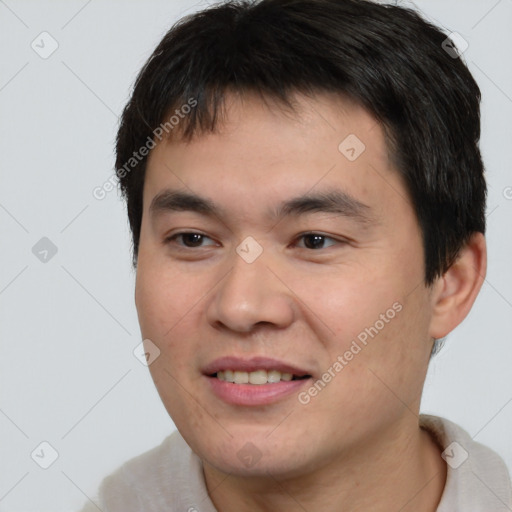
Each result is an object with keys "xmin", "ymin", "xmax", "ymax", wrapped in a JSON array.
[
  {"xmin": 207, "ymin": 452, "xmax": 307, "ymax": 479},
  {"xmin": 197, "ymin": 433, "xmax": 316, "ymax": 480}
]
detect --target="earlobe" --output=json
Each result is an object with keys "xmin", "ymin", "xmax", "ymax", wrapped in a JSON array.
[{"xmin": 428, "ymin": 232, "xmax": 487, "ymax": 339}]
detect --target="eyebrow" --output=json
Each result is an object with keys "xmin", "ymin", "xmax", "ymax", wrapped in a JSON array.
[{"xmin": 149, "ymin": 188, "xmax": 373, "ymax": 225}]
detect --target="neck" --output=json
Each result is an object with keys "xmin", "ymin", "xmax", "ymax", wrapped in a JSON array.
[{"xmin": 203, "ymin": 416, "xmax": 447, "ymax": 512}]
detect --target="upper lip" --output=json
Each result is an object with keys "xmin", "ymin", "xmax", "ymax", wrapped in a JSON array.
[{"xmin": 203, "ymin": 356, "xmax": 312, "ymax": 377}]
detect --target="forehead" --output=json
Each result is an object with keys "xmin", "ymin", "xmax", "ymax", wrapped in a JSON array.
[{"xmin": 143, "ymin": 91, "xmax": 410, "ymax": 225}]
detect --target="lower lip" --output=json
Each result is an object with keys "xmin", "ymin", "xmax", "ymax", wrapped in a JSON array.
[{"xmin": 206, "ymin": 375, "xmax": 311, "ymax": 406}]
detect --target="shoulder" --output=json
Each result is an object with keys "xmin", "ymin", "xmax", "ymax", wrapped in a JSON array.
[
  {"xmin": 78, "ymin": 430, "xmax": 204, "ymax": 512},
  {"xmin": 420, "ymin": 414, "xmax": 512, "ymax": 511}
]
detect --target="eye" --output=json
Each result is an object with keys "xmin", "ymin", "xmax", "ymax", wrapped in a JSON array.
[
  {"xmin": 164, "ymin": 231, "xmax": 344, "ymax": 251},
  {"xmin": 294, "ymin": 232, "xmax": 341, "ymax": 250},
  {"xmin": 164, "ymin": 232, "xmax": 217, "ymax": 248}
]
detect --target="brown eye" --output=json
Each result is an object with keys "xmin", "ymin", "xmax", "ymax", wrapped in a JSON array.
[
  {"xmin": 165, "ymin": 232, "xmax": 216, "ymax": 248},
  {"xmin": 295, "ymin": 233, "xmax": 339, "ymax": 250}
]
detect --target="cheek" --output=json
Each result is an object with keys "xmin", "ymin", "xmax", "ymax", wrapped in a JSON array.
[
  {"xmin": 294, "ymin": 266, "xmax": 427, "ymax": 394},
  {"xmin": 135, "ymin": 265, "xmax": 201, "ymax": 415},
  {"xmin": 135, "ymin": 259, "xmax": 193, "ymax": 335},
  {"xmin": 295, "ymin": 266, "xmax": 403, "ymax": 347},
  {"xmin": 135, "ymin": 261, "xmax": 211, "ymax": 378},
  {"xmin": 135, "ymin": 268, "xmax": 167, "ymax": 339}
]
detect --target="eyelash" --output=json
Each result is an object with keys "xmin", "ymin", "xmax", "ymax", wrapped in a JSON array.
[{"xmin": 163, "ymin": 231, "xmax": 344, "ymax": 251}]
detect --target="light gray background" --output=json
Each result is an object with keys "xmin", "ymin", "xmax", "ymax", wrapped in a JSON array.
[{"xmin": 1, "ymin": 1, "xmax": 511, "ymax": 511}]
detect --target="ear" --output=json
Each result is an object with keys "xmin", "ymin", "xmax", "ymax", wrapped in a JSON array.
[{"xmin": 428, "ymin": 232, "xmax": 487, "ymax": 339}]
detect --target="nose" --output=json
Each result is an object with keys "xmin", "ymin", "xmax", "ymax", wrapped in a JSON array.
[{"xmin": 205, "ymin": 248, "xmax": 295, "ymax": 333}]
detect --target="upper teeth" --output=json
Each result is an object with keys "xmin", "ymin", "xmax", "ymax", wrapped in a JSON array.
[{"xmin": 217, "ymin": 369, "xmax": 294, "ymax": 384}]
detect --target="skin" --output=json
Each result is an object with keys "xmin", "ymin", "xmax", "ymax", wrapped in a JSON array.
[{"xmin": 135, "ymin": 91, "xmax": 486, "ymax": 512}]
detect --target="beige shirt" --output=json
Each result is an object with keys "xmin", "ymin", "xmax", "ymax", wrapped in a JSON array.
[{"xmin": 80, "ymin": 415, "xmax": 512, "ymax": 511}]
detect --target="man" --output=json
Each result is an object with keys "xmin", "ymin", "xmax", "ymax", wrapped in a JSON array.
[{"xmin": 81, "ymin": 0, "xmax": 512, "ymax": 510}]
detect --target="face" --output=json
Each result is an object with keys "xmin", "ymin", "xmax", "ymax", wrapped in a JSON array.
[{"xmin": 135, "ymin": 92, "xmax": 436, "ymax": 478}]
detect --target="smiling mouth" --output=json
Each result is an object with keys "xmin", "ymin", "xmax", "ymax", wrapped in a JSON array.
[{"xmin": 211, "ymin": 369, "xmax": 312, "ymax": 385}]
